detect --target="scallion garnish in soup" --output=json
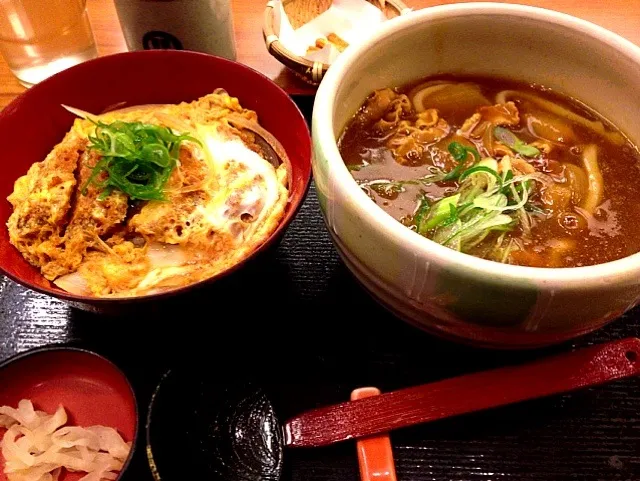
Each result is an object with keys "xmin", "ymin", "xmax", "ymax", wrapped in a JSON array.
[{"xmin": 338, "ymin": 76, "xmax": 640, "ymax": 268}]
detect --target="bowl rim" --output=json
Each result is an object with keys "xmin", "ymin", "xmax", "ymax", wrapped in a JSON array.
[
  {"xmin": 0, "ymin": 344, "xmax": 139, "ymax": 481},
  {"xmin": 0, "ymin": 50, "xmax": 312, "ymax": 304},
  {"xmin": 313, "ymin": 1, "xmax": 640, "ymax": 288}
]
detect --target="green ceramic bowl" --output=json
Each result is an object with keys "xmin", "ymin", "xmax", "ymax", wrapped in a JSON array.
[{"xmin": 312, "ymin": 3, "xmax": 640, "ymax": 348}]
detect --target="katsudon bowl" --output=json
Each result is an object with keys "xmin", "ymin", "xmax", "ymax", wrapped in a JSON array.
[
  {"xmin": 0, "ymin": 51, "xmax": 311, "ymax": 311},
  {"xmin": 312, "ymin": 3, "xmax": 640, "ymax": 348}
]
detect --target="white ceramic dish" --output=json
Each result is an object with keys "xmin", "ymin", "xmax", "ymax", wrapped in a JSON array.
[{"xmin": 312, "ymin": 3, "xmax": 640, "ymax": 348}]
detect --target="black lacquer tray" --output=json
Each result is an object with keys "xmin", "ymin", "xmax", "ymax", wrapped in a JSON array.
[{"xmin": 0, "ymin": 97, "xmax": 638, "ymax": 481}]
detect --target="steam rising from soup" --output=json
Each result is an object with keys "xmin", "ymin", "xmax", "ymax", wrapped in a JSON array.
[{"xmin": 338, "ymin": 76, "xmax": 640, "ymax": 268}]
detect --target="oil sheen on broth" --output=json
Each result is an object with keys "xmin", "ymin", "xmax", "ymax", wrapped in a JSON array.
[{"xmin": 338, "ymin": 76, "xmax": 640, "ymax": 268}]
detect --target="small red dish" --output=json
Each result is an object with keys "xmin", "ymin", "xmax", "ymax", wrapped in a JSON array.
[
  {"xmin": 0, "ymin": 347, "xmax": 138, "ymax": 481},
  {"xmin": 0, "ymin": 50, "xmax": 312, "ymax": 310}
]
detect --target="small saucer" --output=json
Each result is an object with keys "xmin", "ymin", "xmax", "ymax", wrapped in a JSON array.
[{"xmin": 0, "ymin": 346, "xmax": 138, "ymax": 481}]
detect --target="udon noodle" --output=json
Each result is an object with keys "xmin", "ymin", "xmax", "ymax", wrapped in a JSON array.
[{"xmin": 338, "ymin": 76, "xmax": 640, "ymax": 267}]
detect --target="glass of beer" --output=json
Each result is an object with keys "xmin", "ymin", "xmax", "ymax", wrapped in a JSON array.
[{"xmin": 0, "ymin": 0, "xmax": 98, "ymax": 87}]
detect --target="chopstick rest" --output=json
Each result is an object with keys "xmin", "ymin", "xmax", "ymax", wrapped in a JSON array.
[{"xmin": 352, "ymin": 387, "xmax": 398, "ymax": 481}]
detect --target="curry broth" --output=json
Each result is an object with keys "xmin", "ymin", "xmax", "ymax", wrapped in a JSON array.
[{"xmin": 338, "ymin": 76, "xmax": 640, "ymax": 267}]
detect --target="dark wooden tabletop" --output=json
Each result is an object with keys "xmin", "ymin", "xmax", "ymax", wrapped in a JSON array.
[{"xmin": 1, "ymin": 97, "xmax": 639, "ymax": 481}]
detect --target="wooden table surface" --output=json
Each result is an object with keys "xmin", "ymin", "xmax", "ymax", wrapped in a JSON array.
[{"xmin": 0, "ymin": 0, "xmax": 638, "ymax": 105}]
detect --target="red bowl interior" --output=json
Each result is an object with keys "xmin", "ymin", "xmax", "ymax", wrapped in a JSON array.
[
  {"xmin": 0, "ymin": 50, "xmax": 312, "ymax": 304},
  {"xmin": 0, "ymin": 348, "xmax": 138, "ymax": 481}
]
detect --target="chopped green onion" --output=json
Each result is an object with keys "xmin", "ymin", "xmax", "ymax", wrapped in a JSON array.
[
  {"xmin": 449, "ymin": 141, "xmax": 480, "ymax": 162},
  {"xmin": 414, "ymin": 196, "xmax": 431, "ymax": 234},
  {"xmin": 82, "ymin": 120, "xmax": 201, "ymax": 201},
  {"xmin": 444, "ymin": 142, "xmax": 481, "ymax": 181},
  {"xmin": 458, "ymin": 166, "xmax": 502, "ymax": 184},
  {"xmin": 441, "ymin": 203, "xmax": 460, "ymax": 227},
  {"xmin": 494, "ymin": 126, "xmax": 540, "ymax": 157},
  {"xmin": 359, "ymin": 170, "xmax": 446, "ymax": 195},
  {"xmin": 506, "ymin": 179, "xmax": 533, "ymax": 207},
  {"xmin": 412, "ymin": 153, "xmax": 549, "ymax": 261},
  {"xmin": 514, "ymin": 143, "xmax": 540, "ymax": 157},
  {"xmin": 442, "ymin": 211, "xmax": 514, "ymax": 248},
  {"xmin": 433, "ymin": 219, "xmax": 462, "ymax": 250},
  {"xmin": 419, "ymin": 194, "xmax": 460, "ymax": 232}
]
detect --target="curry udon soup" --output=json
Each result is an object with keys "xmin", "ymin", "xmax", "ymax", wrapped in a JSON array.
[{"xmin": 338, "ymin": 76, "xmax": 640, "ymax": 268}]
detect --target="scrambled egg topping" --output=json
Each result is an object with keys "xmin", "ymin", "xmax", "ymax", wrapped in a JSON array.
[{"xmin": 6, "ymin": 90, "xmax": 289, "ymax": 297}]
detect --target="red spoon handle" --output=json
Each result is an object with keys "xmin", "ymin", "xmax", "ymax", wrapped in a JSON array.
[{"xmin": 284, "ymin": 337, "xmax": 640, "ymax": 447}]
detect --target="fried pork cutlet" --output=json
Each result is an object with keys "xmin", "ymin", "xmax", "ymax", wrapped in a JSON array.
[{"xmin": 7, "ymin": 132, "xmax": 128, "ymax": 280}]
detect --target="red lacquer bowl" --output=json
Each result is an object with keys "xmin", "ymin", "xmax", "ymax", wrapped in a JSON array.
[
  {"xmin": 0, "ymin": 51, "xmax": 312, "ymax": 310},
  {"xmin": 0, "ymin": 347, "xmax": 138, "ymax": 481}
]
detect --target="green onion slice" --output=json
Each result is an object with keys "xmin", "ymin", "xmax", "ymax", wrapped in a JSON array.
[
  {"xmin": 458, "ymin": 166, "xmax": 502, "ymax": 184},
  {"xmin": 494, "ymin": 126, "xmax": 541, "ymax": 157},
  {"xmin": 444, "ymin": 142, "xmax": 481, "ymax": 181}
]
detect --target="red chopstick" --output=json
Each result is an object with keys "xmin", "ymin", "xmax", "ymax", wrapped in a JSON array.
[{"xmin": 284, "ymin": 337, "xmax": 640, "ymax": 447}]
